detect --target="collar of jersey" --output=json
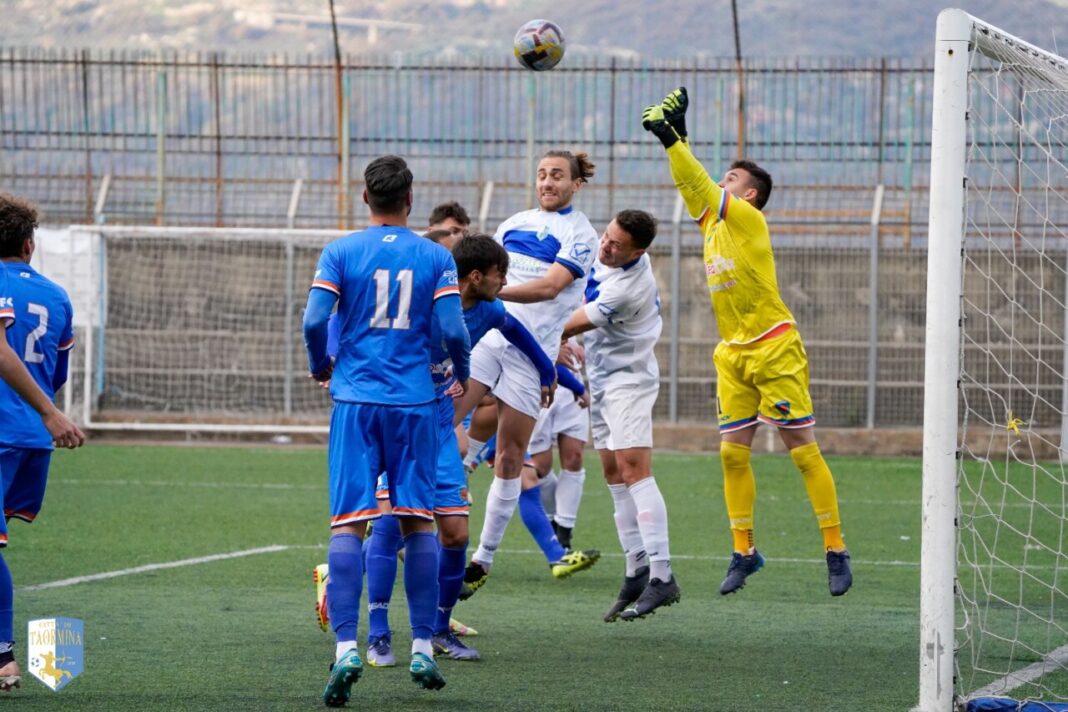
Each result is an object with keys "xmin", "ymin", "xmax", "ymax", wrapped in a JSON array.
[
  {"xmin": 620, "ymin": 255, "xmax": 643, "ymax": 271},
  {"xmin": 540, "ymin": 205, "xmax": 573, "ymax": 216}
]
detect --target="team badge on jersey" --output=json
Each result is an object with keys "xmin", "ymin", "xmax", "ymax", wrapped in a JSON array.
[
  {"xmin": 27, "ymin": 618, "xmax": 84, "ymax": 691},
  {"xmin": 569, "ymin": 243, "xmax": 592, "ymax": 262}
]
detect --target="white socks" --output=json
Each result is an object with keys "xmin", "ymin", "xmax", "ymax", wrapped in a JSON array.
[
  {"xmin": 608, "ymin": 483, "xmax": 647, "ymax": 576},
  {"xmin": 336, "ymin": 641, "xmax": 357, "ymax": 662},
  {"xmin": 463, "ymin": 436, "xmax": 488, "ymax": 470},
  {"xmin": 628, "ymin": 476, "xmax": 672, "ymax": 581},
  {"xmin": 473, "ymin": 475, "xmax": 521, "ymax": 566},
  {"xmin": 554, "ymin": 468, "xmax": 586, "ymax": 528},
  {"xmin": 412, "ymin": 638, "xmax": 433, "ymax": 658},
  {"xmin": 540, "ymin": 470, "xmax": 559, "ymax": 515}
]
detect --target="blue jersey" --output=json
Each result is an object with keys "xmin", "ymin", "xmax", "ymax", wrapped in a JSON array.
[
  {"xmin": 0, "ymin": 262, "xmax": 74, "ymax": 449},
  {"xmin": 311, "ymin": 225, "xmax": 459, "ymax": 406},
  {"xmin": 431, "ymin": 299, "xmax": 507, "ymax": 397}
]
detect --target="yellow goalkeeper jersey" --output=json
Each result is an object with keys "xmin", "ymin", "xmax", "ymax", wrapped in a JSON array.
[{"xmin": 666, "ymin": 142, "xmax": 794, "ymax": 345}]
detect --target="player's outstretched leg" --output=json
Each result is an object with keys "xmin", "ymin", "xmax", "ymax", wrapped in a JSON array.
[
  {"xmin": 458, "ymin": 561, "xmax": 489, "ymax": 600},
  {"xmin": 603, "ymin": 565, "xmax": 649, "ymax": 623},
  {"xmin": 620, "ymin": 574, "xmax": 681, "ymax": 621},
  {"xmin": 719, "ymin": 550, "xmax": 765, "ymax": 595},
  {"xmin": 549, "ymin": 548, "xmax": 601, "ymax": 579},
  {"xmin": 322, "ymin": 649, "xmax": 363, "ymax": 708},
  {"xmin": 826, "ymin": 549, "xmax": 853, "ymax": 596}
]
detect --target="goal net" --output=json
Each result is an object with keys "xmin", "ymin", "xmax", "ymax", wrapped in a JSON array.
[
  {"xmin": 70, "ymin": 225, "xmax": 343, "ymax": 433},
  {"xmin": 920, "ymin": 10, "xmax": 1068, "ymax": 712}
]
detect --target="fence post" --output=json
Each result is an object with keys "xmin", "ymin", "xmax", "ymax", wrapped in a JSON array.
[
  {"xmin": 284, "ymin": 237, "xmax": 295, "ymax": 418},
  {"xmin": 93, "ymin": 174, "xmax": 111, "ymax": 225},
  {"xmin": 155, "ymin": 65, "xmax": 167, "ymax": 226},
  {"xmin": 607, "ymin": 57, "xmax": 617, "ymax": 217},
  {"xmin": 81, "ymin": 49, "xmax": 94, "ymax": 223},
  {"xmin": 341, "ymin": 72, "xmax": 351, "ymax": 228},
  {"xmin": 287, "ymin": 178, "xmax": 303, "ymax": 230},
  {"xmin": 526, "ymin": 74, "xmax": 536, "ymax": 209},
  {"xmin": 867, "ymin": 184, "xmax": 884, "ymax": 429},
  {"xmin": 211, "ymin": 52, "xmax": 224, "ymax": 227},
  {"xmin": 669, "ymin": 193, "xmax": 684, "ymax": 423},
  {"xmin": 903, "ymin": 78, "xmax": 916, "ymax": 249},
  {"xmin": 478, "ymin": 181, "xmax": 494, "ymax": 235}
]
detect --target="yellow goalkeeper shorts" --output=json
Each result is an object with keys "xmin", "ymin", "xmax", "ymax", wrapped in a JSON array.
[{"xmin": 714, "ymin": 324, "xmax": 815, "ymax": 433}]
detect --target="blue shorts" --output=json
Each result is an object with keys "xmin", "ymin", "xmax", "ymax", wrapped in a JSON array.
[
  {"xmin": 0, "ymin": 447, "xmax": 52, "ymax": 547},
  {"xmin": 376, "ymin": 398, "xmax": 469, "ymax": 517},
  {"xmin": 328, "ymin": 401, "xmax": 438, "ymax": 526}
]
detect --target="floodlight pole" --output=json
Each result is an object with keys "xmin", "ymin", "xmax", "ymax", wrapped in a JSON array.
[
  {"xmin": 731, "ymin": 0, "xmax": 745, "ymax": 159},
  {"xmin": 329, "ymin": 0, "xmax": 347, "ymax": 229}
]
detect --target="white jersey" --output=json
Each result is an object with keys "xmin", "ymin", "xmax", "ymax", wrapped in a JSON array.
[
  {"xmin": 583, "ymin": 253, "xmax": 662, "ymax": 390},
  {"xmin": 495, "ymin": 206, "xmax": 598, "ymax": 362}
]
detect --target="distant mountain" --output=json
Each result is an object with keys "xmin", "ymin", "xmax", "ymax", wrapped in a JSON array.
[{"xmin": 7, "ymin": 0, "xmax": 1068, "ymax": 59}]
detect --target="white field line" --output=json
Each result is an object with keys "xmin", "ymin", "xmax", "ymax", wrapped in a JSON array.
[
  {"xmin": 18, "ymin": 545, "xmax": 292, "ymax": 592},
  {"xmin": 52, "ymin": 478, "xmax": 324, "ymax": 491},
  {"xmin": 49, "ymin": 480, "xmax": 1049, "ymax": 511},
  {"xmin": 965, "ymin": 644, "xmax": 1068, "ymax": 700}
]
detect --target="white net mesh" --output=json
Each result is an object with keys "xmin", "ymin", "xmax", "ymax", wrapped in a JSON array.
[
  {"xmin": 79, "ymin": 227, "xmax": 339, "ymax": 429},
  {"xmin": 955, "ymin": 19, "xmax": 1068, "ymax": 704}
]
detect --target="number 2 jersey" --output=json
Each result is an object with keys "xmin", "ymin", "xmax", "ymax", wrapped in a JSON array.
[
  {"xmin": 311, "ymin": 225, "xmax": 460, "ymax": 406},
  {"xmin": 0, "ymin": 261, "xmax": 75, "ymax": 449}
]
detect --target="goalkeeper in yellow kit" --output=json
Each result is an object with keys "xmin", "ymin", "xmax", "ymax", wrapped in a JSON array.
[{"xmin": 642, "ymin": 88, "xmax": 852, "ymax": 597}]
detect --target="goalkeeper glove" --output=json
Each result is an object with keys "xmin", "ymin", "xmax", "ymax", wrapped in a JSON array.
[
  {"xmin": 661, "ymin": 86, "xmax": 688, "ymax": 142},
  {"xmin": 641, "ymin": 104, "xmax": 680, "ymax": 149}
]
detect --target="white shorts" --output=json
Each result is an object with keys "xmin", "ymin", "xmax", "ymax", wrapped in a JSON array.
[
  {"xmin": 469, "ymin": 330, "xmax": 543, "ymax": 420},
  {"xmin": 590, "ymin": 381, "xmax": 658, "ymax": 451},
  {"xmin": 529, "ymin": 389, "xmax": 589, "ymax": 454}
]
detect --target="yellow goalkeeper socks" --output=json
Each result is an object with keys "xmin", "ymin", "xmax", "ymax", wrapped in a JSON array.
[
  {"xmin": 789, "ymin": 441, "xmax": 846, "ymax": 551},
  {"xmin": 720, "ymin": 441, "xmax": 756, "ymax": 553}
]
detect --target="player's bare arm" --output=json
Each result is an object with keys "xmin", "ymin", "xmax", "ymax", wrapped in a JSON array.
[
  {"xmin": 562, "ymin": 307, "xmax": 596, "ymax": 339},
  {"xmin": 497, "ymin": 262, "xmax": 575, "ymax": 303}
]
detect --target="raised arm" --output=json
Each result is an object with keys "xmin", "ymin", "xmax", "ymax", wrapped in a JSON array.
[{"xmin": 642, "ymin": 94, "xmax": 724, "ymax": 225}]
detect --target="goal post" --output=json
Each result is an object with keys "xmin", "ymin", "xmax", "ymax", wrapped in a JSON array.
[
  {"xmin": 70, "ymin": 225, "xmax": 344, "ymax": 434},
  {"xmin": 919, "ymin": 9, "xmax": 1068, "ymax": 711}
]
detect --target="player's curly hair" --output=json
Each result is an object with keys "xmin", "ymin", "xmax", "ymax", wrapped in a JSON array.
[
  {"xmin": 542, "ymin": 150, "xmax": 596, "ymax": 183},
  {"xmin": 731, "ymin": 160, "xmax": 773, "ymax": 210},
  {"xmin": 614, "ymin": 209, "xmax": 658, "ymax": 250},
  {"xmin": 0, "ymin": 192, "xmax": 39, "ymax": 258},
  {"xmin": 428, "ymin": 201, "xmax": 470, "ymax": 228},
  {"xmin": 452, "ymin": 233, "xmax": 508, "ymax": 281},
  {"xmin": 364, "ymin": 155, "xmax": 413, "ymax": 215}
]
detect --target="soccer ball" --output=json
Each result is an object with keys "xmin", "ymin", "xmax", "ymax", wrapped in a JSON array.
[{"xmin": 513, "ymin": 20, "xmax": 566, "ymax": 72}]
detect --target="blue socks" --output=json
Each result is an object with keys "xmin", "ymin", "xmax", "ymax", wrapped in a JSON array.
[
  {"xmin": 402, "ymin": 531, "xmax": 440, "ymax": 642},
  {"xmin": 519, "ymin": 485, "xmax": 567, "ymax": 563},
  {"xmin": 365, "ymin": 514, "xmax": 402, "ymax": 643},
  {"xmin": 434, "ymin": 544, "xmax": 467, "ymax": 635},
  {"xmin": 0, "ymin": 554, "xmax": 12, "ymax": 644},
  {"xmin": 325, "ymin": 533, "xmax": 363, "ymax": 643}
]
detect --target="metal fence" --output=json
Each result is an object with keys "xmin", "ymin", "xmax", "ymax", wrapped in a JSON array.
[{"xmin": 0, "ymin": 49, "xmax": 984, "ymax": 429}]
